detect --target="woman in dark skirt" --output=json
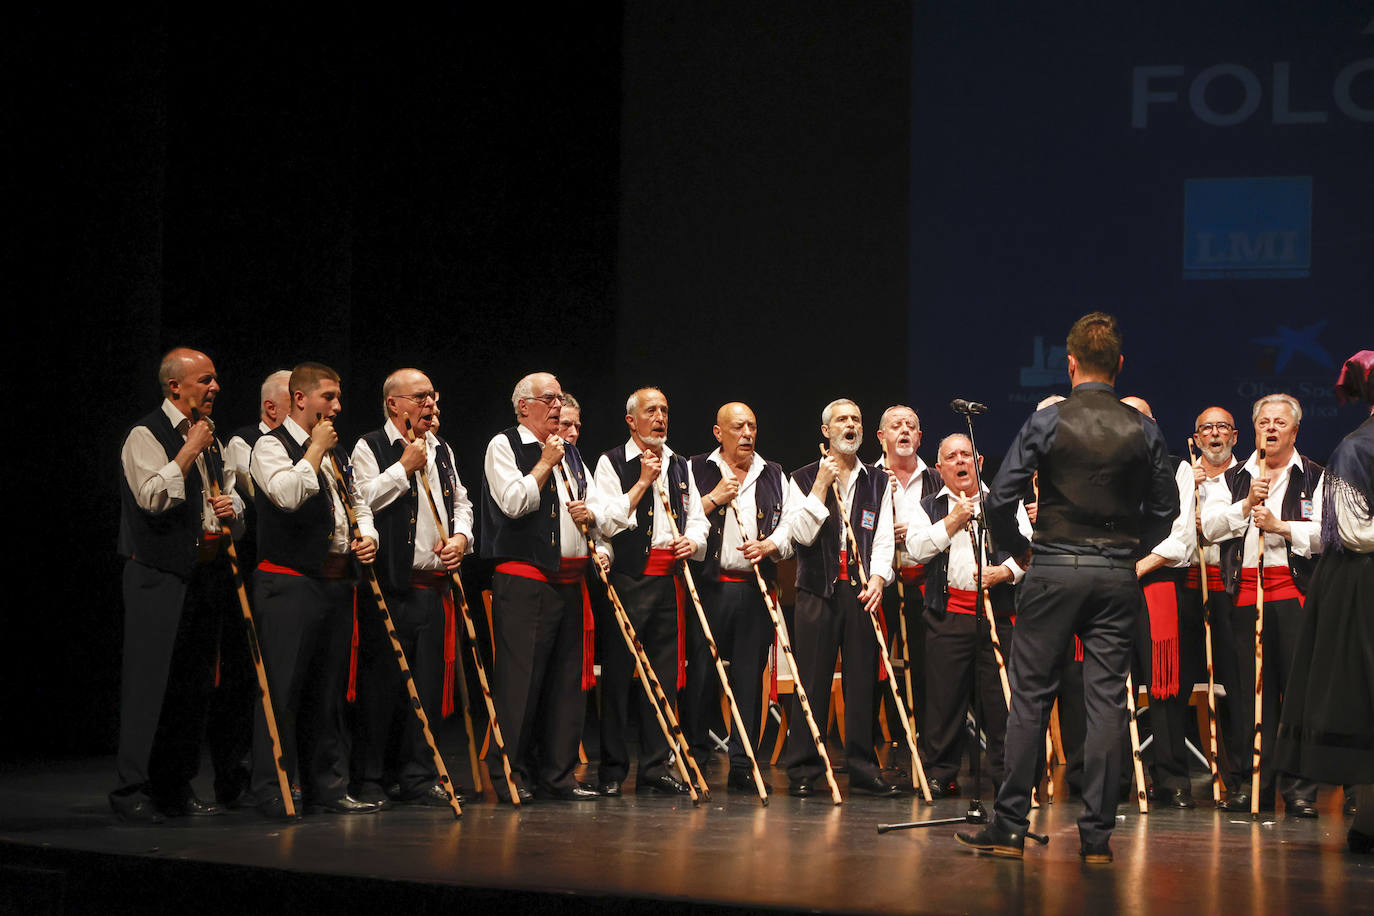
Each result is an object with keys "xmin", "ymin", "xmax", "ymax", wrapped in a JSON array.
[{"xmin": 1276, "ymin": 350, "xmax": 1374, "ymax": 852}]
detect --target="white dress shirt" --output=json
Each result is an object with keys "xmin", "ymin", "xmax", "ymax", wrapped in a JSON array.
[
  {"xmin": 352, "ymin": 419, "xmax": 475, "ymax": 572},
  {"xmin": 909, "ymin": 484, "xmax": 1031, "ymax": 588},
  {"xmin": 250, "ymin": 415, "xmax": 377, "ymax": 554},
  {"xmin": 483, "ymin": 425, "xmax": 603, "ymax": 559},
  {"xmin": 594, "ymin": 439, "xmax": 708, "ymax": 561},
  {"xmin": 1201, "ymin": 450, "xmax": 1322, "ymax": 568},
  {"xmin": 1145, "ymin": 460, "xmax": 1198, "ymax": 569},
  {"xmin": 689, "ymin": 449, "xmax": 794, "ymax": 574},
  {"xmin": 121, "ymin": 398, "xmax": 243, "ymax": 535},
  {"xmin": 224, "ymin": 420, "xmax": 270, "ymax": 501},
  {"xmin": 1195, "ymin": 455, "xmax": 1238, "ymax": 567},
  {"xmin": 782, "ymin": 460, "xmax": 895, "ymax": 587},
  {"xmin": 877, "ymin": 456, "xmax": 935, "ymax": 569}
]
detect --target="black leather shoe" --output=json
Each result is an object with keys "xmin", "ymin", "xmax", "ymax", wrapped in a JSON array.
[
  {"xmin": 255, "ymin": 794, "xmax": 294, "ymax": 820},
  {"xmin": 160, "ymin": 795, "xmax": 225, "ymax": 817},
  {"xmin": 1220, "ymin": 793, "xmax": 1253, "ymax": 812},
  {"xmin": 955, "ymin": 821, "xmax": 1025, "ymax": 859},
  {"xmin": 727, "ymin": 769, "xmax": 772, "ymax": 795},
  {"xmin": 396, "ymin": 784, "xmax": 465, "ymax": 807},
  {"xmin": 849, "ymin": 775, "xmax": 901, "ymax": 798},
  {"xmin": 538, "ymin": 783, "xmax": 600, "ymax": 801},
  {"xmin": 789, "ymin": 778, "xmax": 814, "ymax": 798},
  {"xmin": 636, "ymin": 774, "xmax": 689, "ymax": 795},
  {"xmin": 307, "ymin": 794, "xmax": 381, "ymax": 815},
  {"xmin": 1349, "ymin": 828, "xmax": 1374, "ymax": 854},
  {"xmin": 1163, "ymin": 787, "xmax": 1195, "ymax": 809},
  {"xmin": 1284, "ymin": 796, "xmax": 1319, "ymax": 819},
  {"xmin": 928, "ymin": 779, "xmax": 961, "ymax": 800},
  {"xmin": 109, "ymin": 792, "xmax": 164, "ymax": 824},
  {"xmin": 496, "ymin": 785, "xmax": 535, "ymax": 804},
  {"xmin": 597, "ymin": 780, "xmax": 622, "ymax": 797},
  {"xmin": 1079, "ymin": 840, "xmax": 1113, "ymax": 864}
]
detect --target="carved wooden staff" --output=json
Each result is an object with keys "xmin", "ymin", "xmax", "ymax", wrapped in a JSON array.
[
  {"xmin": 191, "ymin": 406, "xmax": 295, "ymax": 817},
  {"xmin": 1032, "ymin": 472, "xmax": 1055, "ymax": 805},
  {"xmin": 1124, "ymin": 670, "xmax": 1149, "ymax": 814},
  {"xmin": 819, "ymin": 445, "xmax": 932, "ymax": 802},
  {"xmin": 1250, "ymin": 447, "xmax": 1267, "ymax": 818},
  {"xmin": 401, "ymin": 418, "xmax": 518, "ymax": 804},
  {"xmin": 727, "ymin": 500, "xmax": 842, "ymax": 805},
  {"xmin": 1187, "ymin": 437, "xmax": 1223, "ymax": 805},
  {"xmin": 880, "ymin": 441, "xmax": 919, "ymax": 740},
  {"xmin": 552, "ymin": 464, "xmax": 705, "ymax": 803},
  {"xmin": 321, "ymin": 438, "xmax": 462, "ymax": 819},
  {"xmin": 655, "ymin": 479, "xmax": 768, "ymax": 804}
]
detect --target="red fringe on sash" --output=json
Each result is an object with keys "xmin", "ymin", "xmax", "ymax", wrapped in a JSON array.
[{"xmin": 1142, "ymin": 580, "xmax": 1179, "ymax": 699}]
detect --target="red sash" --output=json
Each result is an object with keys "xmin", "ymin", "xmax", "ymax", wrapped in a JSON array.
[
  {"xmin": 718, "ymin": 572, "xmax": 750, "ymax": 583},
  {"xmin": 838, "ymin": 547, "xmax": 849, "ymax": 582},
  {"xmin": 496, "ymin": 558, "xmax": 597, "ymax": 689},
  {"xmin": 947, "ymin": 586, "xmax": 979, "ymax": 615},
  {"xmin": 410, "ymin": 571, "xmax": 458, "ymax": 718},
  {"xmin": 259, "ymin": 560, "xmax": 363, "ymax": 700},
  {"xmin": 1237, "ymin": 567, "xmax": 1304, "ymax": 608},
  {"xmin": 898, "ymin": 564, "xmax": 926, "ymax": 589},
  {"xmin": 1142, "ymin": 580, "xmax": 1179, "ymax": 699},
  {"xmin": 1184, "ymin": 565, "xmax": 1225, "ymax": 593},
  {"xmin": 640, "ymin": 549, "xmax": 687, "ymax": 689}
]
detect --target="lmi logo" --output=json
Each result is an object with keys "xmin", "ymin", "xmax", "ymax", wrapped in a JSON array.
[{"xmin": 1183, "ymin": 177, "xmax": 1312, "ymax": 279}]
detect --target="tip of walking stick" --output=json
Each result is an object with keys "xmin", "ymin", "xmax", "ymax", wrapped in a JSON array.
[{"xmin": 876, "ymin": 824, "xmax": 893, "ymax": 834}]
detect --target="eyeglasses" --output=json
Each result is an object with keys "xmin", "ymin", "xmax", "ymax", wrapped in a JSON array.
[
  {"xmin": 1195, "ymin": 422, "xmax": 1233, "ymax": 434},
  {"xmin": 525, "ymin": 393, "xmax": 564, "ymax": 406},
  {"xmin": 396, "ymin": 391, "xmax": 439, "ymax": 404}
]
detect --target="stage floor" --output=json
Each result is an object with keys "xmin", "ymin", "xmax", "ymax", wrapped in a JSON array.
[{"xmin": 2, "ymin": 756, "xmax": 1373, "ymax": 914}]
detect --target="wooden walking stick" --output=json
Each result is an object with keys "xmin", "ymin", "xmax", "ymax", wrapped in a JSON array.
[
  {"xmin": 401, "ymin": 418, "xmax": 518, "ymax": 804},
  {"xmin": 880, "ymin": 442, "xmax": 919, "ymax": 741},
  {"xmin": 1031, "ymin": 472, "xmax": 1056, "ymax": 804},
  {"xmin": 192, "ymin": 406, "xmax": 295, "ymax": 817},
  {"xmin": 321, "ymin": 439, "xmax": 462, "ymax": 819},
  {"xmin": 819, "ymin": 445, "xmax": 933, "ymax": 802},
  {"xmin": 1187, "ymin": 437, "xmax": 1223, "ymax": 805},
  {"xmin": 1250, "ymin": 448, "xmax": 1267, "ymax": 818},
  {"xmin": 655, "ymin": 480, "xmax": 768, "ymax": 804},
  {"xmin": 972, "ymin": 524, "xmax": 1013, "ymax": 710},
  {"xmin": 727, "ymin": 500, "xmax": 841, "ymax": 805},
  {"xmin": 1125, "ymin": 671, "xmax": 1149, "ymax": 814},
  {"xmin": 553, "ymin": 464, "xmax": 705, "ymax": 803}
]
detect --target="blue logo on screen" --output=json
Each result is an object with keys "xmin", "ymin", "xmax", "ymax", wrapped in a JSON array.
[{"xmin": 1183, "ymin": 177, "xmax": 1312, "ymax": 279}]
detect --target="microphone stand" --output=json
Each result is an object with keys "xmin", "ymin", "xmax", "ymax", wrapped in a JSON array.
[{"xmin": 879, "ymin": 401, "xmax": 1047, "ymax": 845}]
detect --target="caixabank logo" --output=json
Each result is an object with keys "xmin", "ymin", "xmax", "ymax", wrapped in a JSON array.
[{"xmin": 1183, "ymin": 177, "xmax": 1312, "ymax": 279}]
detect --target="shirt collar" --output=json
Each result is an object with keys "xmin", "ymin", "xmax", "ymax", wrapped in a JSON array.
[
  {"xmin": 1071, "ymin": 381, "xmax": 1117, "ymax": 395},
  {"xmin": 935, "ymin": 481, "xmax": 988, "ymax": 501},
  {"xmin": 876, "ymin": 455, "xmax": 929, "ymax": 478},
  {"xmin": 625, "ymin": 438, "xmax": 675, "ymax": 461},
  {"xmin": 161, "ymin": 398, "xmax": 191, "ymax": 429},
  {"xmin": 257, "ymin": 420, "xmax": 272, "ymax": 435},
  {"xmin": 1242, "ymin": 449, "xmax": 1304, "ymax": 477},
  {"xmin": 282, "ymin": 415, "xmax": 310, "ymax": 446},
  {"xmin": 709, "ymin": 447, "xmax": 763, "ymax": 485}
]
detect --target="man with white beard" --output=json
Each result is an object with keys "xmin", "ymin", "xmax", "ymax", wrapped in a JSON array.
[{"xmin": 781, "ymin": 399, "xmax": 898, "ymax": 798}]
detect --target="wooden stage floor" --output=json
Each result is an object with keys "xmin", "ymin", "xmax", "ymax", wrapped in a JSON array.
[{"xmin": 2, "ymin": 756, "xmax": 1373, "ymax": 914}]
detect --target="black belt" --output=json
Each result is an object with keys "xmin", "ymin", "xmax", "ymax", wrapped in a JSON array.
[{"xmin": 1032, "ymin": 554, "xmax": 1134, "ymax": 570}]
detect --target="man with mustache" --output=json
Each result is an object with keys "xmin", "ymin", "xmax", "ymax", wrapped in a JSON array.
[
  {"xmin": 593, "ymin": 387, "xmax": 709, "ymax": 795},
  {"xmin": 1202, "ymin": 393, "xmax": 1325, "ymax": 816},
  {"xmin": 874, "ymin": 405, "xmax": 941, "ymax": 771},
  {"xmin": 909, "ymin": 433, "xmax": 1031, "ymax": 800},
  {"xmin": 481, "ymin": 372, "xmax": 604, "ymax": 803},
  {"xmin": 782, "ymin": 398, "xmax": 898, "ymax": 798},
  {"xmin": 112, "ymin": 348, "xmax": 241, "ymax": 822},
  {"xmin": 684, "ymin": 402, "xmax": 792, "ymax": 794},
  {"xmin": 350, "ymin": 369, "xmax": 473, "ymax": 808}
]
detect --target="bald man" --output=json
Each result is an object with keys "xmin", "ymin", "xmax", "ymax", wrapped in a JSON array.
[
  {"xmin": 481, "ymin": 372, "xmax": 605, "ymax": 802},
  {"xmin": 112, "ymin": 348, "xmax": 242, "ymax": 822},
  {"xmin": 594, "ymin": 387, "xmax": 709, "ymax": 796},
  {"xmin": 350, "ymin": 369, "xmax": 474, "ymax": 808},
  {"xmin": 683, "ymin": 403, "xmax": 792, "ymax": 793}
]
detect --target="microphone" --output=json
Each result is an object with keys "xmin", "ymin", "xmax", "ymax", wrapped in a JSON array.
[{"xmin": 950, "ymin": 398, "xmax": 988, "ymax": 415}]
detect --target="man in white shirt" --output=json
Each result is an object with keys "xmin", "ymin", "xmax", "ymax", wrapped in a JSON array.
[
  {"xmin": 593, "ymin": 387, "xmax": 708, "ymax": 796},
  {"xmin": 111, "ymin": 348, "xmax": 241, "ymax": 822}
]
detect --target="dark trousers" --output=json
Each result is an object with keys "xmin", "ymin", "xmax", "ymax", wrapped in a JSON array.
[
  {"xmin": 1056, "ymin": 643, "xmax": 1086, "ymax": 794},
  {"xmin": 351, "ymin": 583, "xmax": 446, "ymax": 798},
  {"xmin": 1133, "ymin": 582, "xmax": 1191, "ymax": 792},
  {"xmin": 206, "ymin": 570, "xmax": 256, "ymax": 804},
  {"xmin": 994, "ymin": 563, "xmax": 1138, "ymax": 846},
  {"xmin": 919, "ymin": 608, "xmax": 1014, "ymax": 788},
  {"xmin": 250, "ymin": 571, "xmax": 355, "ymax": 804},
  {"xmin": 115, "ymin": 557, "xmax": 227, "ymax": 805},
  {"xmin": 786, "ymin": 584, "xmax": 882, "ymax": 784},
  {"xmin": 681, "ymin": 579, "xmax": 773, "ymax": 773},
  {"xmin": 489, "ymin": 571, "xmax": 586, "ymax": 794},
  {"xmin": 1223, "ymin": 594, "xmax": 1317, "ymax": 803},
  {"xmin": 599, "ymin": 572, "xmax": 679, "ymax": 783},
  {"xmin": 881, "ymin": 577, "xmax": 925, "ymax": 741}
]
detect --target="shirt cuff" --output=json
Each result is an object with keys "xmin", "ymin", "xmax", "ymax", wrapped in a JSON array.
[{"xmin": 1004, "ymin": 558, "xmax": 1025, "ymax": 584}]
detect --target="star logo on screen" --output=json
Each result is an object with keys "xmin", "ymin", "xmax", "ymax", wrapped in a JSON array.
[{"xmin": 1251, "ymin": 321, "xmax": 1334, "ymax": 373}]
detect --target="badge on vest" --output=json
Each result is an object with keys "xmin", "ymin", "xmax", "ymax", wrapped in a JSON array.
[
  {"xmin": 1300, "ymin": 499, "xmax": 1314, "ymax": 520},
  {"xmin": 861, "ymin": 509, "xmax": 876, "ymax": 531},
  {"xmin": 682, "ymin": 493, "xmax": 690, "ymax": 516}
]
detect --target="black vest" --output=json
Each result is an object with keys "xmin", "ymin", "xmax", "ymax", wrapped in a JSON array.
[
  {"xmin": 690, "ymin": 454, "xmax": 785, "ymax": 582},
  {"xmin": 1035, "ymin": 386, "xmax": 1155, "ymax": 555},
  {"xmin": 791, "ymin": 459, "xmax": 888, "ymax": 598},
  {"xmin": 603, "ymin": 445, "xmax": 691, "ymax": 576},
  {"xmin": 919, "ymin": 491, "xmax": 1016, "ymax": 616},
  {"xmin": 1218, "ymin": 455, "xmax": 1324, "ymax": 597},
  {"xmin": 117, "ymin": 407, "xmax": 223, "ymax": 577},
  {"xmin": 253, "ymin": 425, "xmax": 349, "ymax": 576},
  {"xmin": 361, "ymin": 427, "xmax": 460, "ymax": 592},
  {"xmin": 479, "ymin": 427, "xmax": 589, "ymax": 576}
]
